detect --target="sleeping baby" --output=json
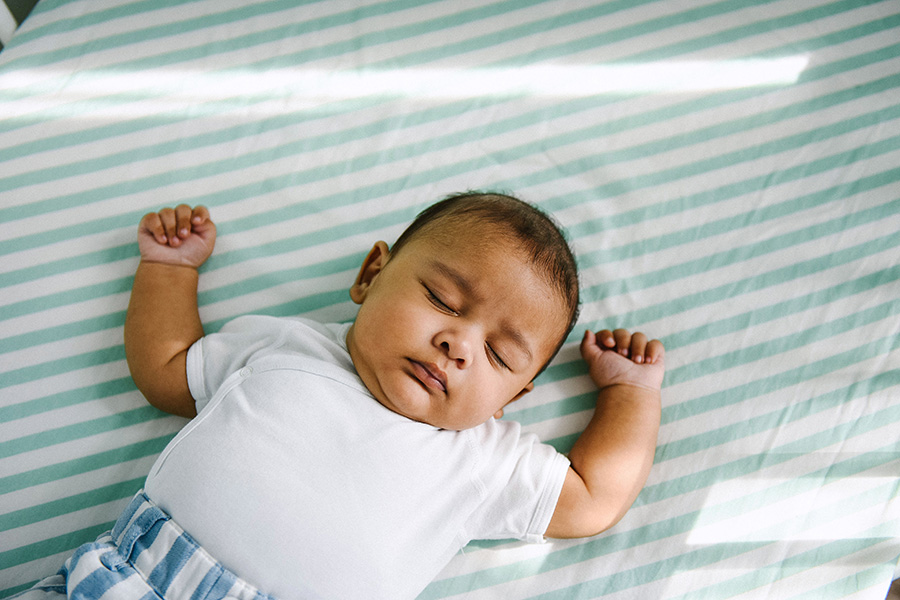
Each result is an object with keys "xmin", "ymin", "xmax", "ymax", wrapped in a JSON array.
[{"xmin": 17, "ymin": 192, "xmax": 664, "ymax": 600}]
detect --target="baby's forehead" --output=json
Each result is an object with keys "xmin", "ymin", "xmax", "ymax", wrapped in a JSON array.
[
  {"xmin": 408, "ymin": 216, "xmax": 552, "ymax": 278},
  {"xmin": 407, "ymin": 225, "xmax": 569, "ymax": 318}
]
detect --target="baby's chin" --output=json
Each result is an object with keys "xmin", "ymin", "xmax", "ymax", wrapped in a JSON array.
[
  {"xmin": 367, "ymin": 376, "xmax": 499, "ymax": 430},
  {"xmin": 376, "ymin": 398, "xmax": 483, "ymax": 431}
]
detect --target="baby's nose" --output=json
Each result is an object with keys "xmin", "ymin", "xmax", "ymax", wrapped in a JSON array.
[{"xmin": 438, "ymin": 332, "xmax": 474, "ymax": 367}]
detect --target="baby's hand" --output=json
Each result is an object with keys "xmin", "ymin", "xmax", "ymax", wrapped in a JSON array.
[
  {"xmin": 138, "ymin": 205, "xmax": 216, "ymax": 268},
  {"xmin": 580, "ymin": 329, "xmax": 665, "ymax": 392}
]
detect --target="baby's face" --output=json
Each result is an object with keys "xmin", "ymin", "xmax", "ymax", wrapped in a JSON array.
[{"xmin": 347, "ymin": 222, "xmax": 568, "ymax": 430}]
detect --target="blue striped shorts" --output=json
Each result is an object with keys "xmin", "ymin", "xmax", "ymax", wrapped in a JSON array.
[{"xmin": 16, "ymin": 492, "xmax": 275, "ymax": 600}]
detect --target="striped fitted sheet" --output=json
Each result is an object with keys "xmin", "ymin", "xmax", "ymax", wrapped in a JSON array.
[{"xmin": 1, "ymin": 0, "xmax": 899, "ymax": 598}]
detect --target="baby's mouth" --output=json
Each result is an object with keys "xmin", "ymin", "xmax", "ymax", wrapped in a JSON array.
[{"xmin": 409, "ymin": 360, "xmax": 447, "ymax": 393}]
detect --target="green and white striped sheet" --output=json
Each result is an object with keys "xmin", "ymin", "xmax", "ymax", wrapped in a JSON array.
[{"xmin": 1, "ymin": 0, "xmax": 898, "ymax": 597}]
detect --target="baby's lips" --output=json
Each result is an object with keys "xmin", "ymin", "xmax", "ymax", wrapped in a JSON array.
[{"xmin": 410, "ymin": 360, "xmax": 447, "ymax": 392}]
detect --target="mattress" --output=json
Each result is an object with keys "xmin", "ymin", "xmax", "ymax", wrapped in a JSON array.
[{"xmin": 1, "ymin": 0, "xmax": 899, "ymax": 597}]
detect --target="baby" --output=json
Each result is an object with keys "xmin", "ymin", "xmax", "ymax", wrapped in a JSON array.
[{"xmin": 21, "ymin": 193, "xmax": 663, "ymax": 600}]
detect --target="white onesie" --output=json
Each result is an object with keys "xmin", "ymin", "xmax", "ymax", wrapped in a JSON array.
[{"xmin": 144, "ymin": 315, "xmax": 570, "ymax": 600}]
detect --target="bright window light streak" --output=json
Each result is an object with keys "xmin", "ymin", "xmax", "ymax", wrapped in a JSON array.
[
  {"xmin": 685, "ymin": 476, "xmax": 899, "ymax": 544},
  {"xmin": 287, "ymin": 57, "xmax": 811, "ymax": 97},
  {"xmin": 1, "ymin": 57, "xmax": 809, "ymax": 120}
]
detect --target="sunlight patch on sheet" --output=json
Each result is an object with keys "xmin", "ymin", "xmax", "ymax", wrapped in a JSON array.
[
  {"xmin": 247, "ymin": 57, "xmax": 811, "ymax": 97},
  {"xmin": 686, "ymin": 476, "xmax": 900, "ymax": 544},
  {"xmin": 1, "ymin": 57, "xmax": 809, "ymax": 121}
]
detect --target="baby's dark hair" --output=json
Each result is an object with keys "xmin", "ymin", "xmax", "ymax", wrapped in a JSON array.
[{"xmin": 391, "ymin": 191, "xmax": 581, "ymax": 375}]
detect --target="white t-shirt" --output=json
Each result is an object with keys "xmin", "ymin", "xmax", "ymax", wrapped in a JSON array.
[{"xmin": 144, "ymin": 315, "xmax": 570, "ymax": 600}]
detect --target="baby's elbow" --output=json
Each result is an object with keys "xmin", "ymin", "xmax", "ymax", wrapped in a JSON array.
[
  {"xmin": 147, "ymin": 390, "xmax": 197, "ymax": 419},
  {"xmin": 546, "ymin": 499, "xmax": 630, "ymax": 540},
  {"xmin": 129, "ymin": 369, "xmax": 197, "ymax": 418},
  {"xmin": 580, "ymin": 504, "xmax": 628, "ymax": 538},
  {"xmin": 547, "ymin": 469, "xmax": 639, "ymax": 539}
]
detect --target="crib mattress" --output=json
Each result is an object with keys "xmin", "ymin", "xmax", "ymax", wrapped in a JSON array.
[{"xmin": 1, "ymin": 0, "xmax": 899, "ymax": 598}]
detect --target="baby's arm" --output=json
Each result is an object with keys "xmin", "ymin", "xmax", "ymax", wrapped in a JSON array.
[
  {"xmin": 545, "ymin": 329, "xmax": 664, "ymax": 539},
  {"xmin": 124, "ymin": 205, "xmax": 216, "ymax": 418}
]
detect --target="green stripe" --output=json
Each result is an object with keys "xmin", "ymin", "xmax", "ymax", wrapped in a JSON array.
[
  {"xmin": 0, "ymin": 377, "xmax": 135, "ymax": 423},
  {"xmin": 0, "ymin": 477, "xmax": 143, "ymax": 532},
  {"xmin": 0, "ymin": 288, "xmax": 347, "ymax": 389},
  {"xmin": 0, "ymin": 279, "xmax": 349, "ymax": 356},
  {"xmin": 203, "ymin": 290, "xmax": 351, "ymax": 333},
  {"xmin": 0, "ymin": 582, "xmax": 34, "ymax": 599},
  {"xmin": 661, "ymin": 334, "xmax": 900, "ymax": 424},
  {"xmin": 0, "ymin": 310, "xmax": 125, "ymax": 354},
  {"xmin": 660, "ymin": 447, "xmax": 900, "ymax": 533},
  {"xmin": 1, "ymin": 345, "xmax": 125, "ymax": 388},
  {"xmin": 0, "ymin": 435, "xmax": 173, "ymax": 494},
  {"xmin": 587, "ymin": 191, "xmax": 899, "ymax": 311},
  {"xmin": 0, "ymin": 406, "xmax": 168, "ymax": 459},
  {"xmin": 0, "ymin": 522, "xmax": 113, "ymax": 570},
  {"xmin": 3, "ymin": 0, "xmax": 448, "ymax": 71},
  {"xmin": 686, "ymin": 458, "xmax": 899, "ymax": 533},
  {"xmin": 665, "ymin": 300, "xmax": 900, "ymax": 387},
  {"xmin": 0, "ymin": 239, "xmax": 136, "ymax": 289},
  {"xmin": 581, "ymin": 230, "xmax": 899, "ymax": 338},
  {"xmin": 534, "ymin": 265, "xmax": 900, "ymax": 388},
  {"xmin": 10, "ymin": 0, "xmax": 215, "ymax": 46},
  {"xmin": 647, "ymin": 398, "xmax": 900, "ymax": 506},
  {"xmin": 487, "ymin": 0, "xmax": 888, "ymax": 67},
  {"xmin": 541, "ymin": 77, "xmax": 900, "ymax": 221},
  {"xmin": 787, "ymin": 560, "xmax": 898, "ymax": 600},
  {"xmin": 577, "ymin": 158, "xmax": 900, "ymax": 270},
  {"xmin": 372, "ymin": 0, "xmax": 777, "ymax": 68},
  {"xmin": 663, "ymin": 524, "xmax": 897, "ymax": 600},
  {"xmin": 662, "ymin": 266, "xmax": 900, "ymax": 350},
  {"xmin": 528, "ymin": 318, "xmax": 897, "ymax": 432},
  {"xmin": 540, "ymin": 360, "xmax": 900, "ymax": 458}
]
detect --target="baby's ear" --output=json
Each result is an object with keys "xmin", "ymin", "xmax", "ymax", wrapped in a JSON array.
[
  {"xmin": 493, "ymin": 382, "xmax": 534, "ymax": 419},
  {"xmin": 349, "ymin": 241, "xmax": 390, "ymax": 304}
]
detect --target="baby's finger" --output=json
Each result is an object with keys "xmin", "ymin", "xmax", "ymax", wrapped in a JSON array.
[
  {"xmin": 596, "ymin": 329, "xmax": 616, "ymax": 349},
  {"xmin": 613, "ymin": 329, "xmax": 631, "ymax": 356},
  {"xmin": 630, "ymin": 332, "xmax": 648, "ymax": 364},
  {"xmin": 645, "ymin": 339, "xmax": 665, "ymax": 364},
  {"xmin": 174, "ymin": 204, "xmax": 193, "ymax": 239},
  {"xmin": 140, "ymin": 212, "xmax": 168, "ymax": 244},
  {"xmin": 191, "ymin": 205, "xmax": 211, "ymax": 225},
  {"xmin": 158, "ymin": 207, "xmax": 180, "ymax": 246}
]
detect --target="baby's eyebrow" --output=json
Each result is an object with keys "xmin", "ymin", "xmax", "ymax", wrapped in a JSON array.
[
  {"xmin": 500, "ymin": 322, "xmax": 534, "ymax": 364},
  {"xmin": 431, "ymin": 260, "xmax": 479, "ymax": 301}
]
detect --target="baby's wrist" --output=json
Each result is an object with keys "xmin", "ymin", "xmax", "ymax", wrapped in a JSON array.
[
  {"xmin": 597, "ymin": 381, "xmax": 662, "ymax": 396},
  {"xmin": 138, "ymin": 259, "xmax": 203, "ymax": 272}
]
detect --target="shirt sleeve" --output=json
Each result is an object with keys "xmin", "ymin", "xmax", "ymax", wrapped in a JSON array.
[
  {"xmin": 185, "ymin": 315, "xmax": 286, "ymax": 413},
  {"xmin": 466, "ymin": 419, "xmax": 571, "ymax": 544}
]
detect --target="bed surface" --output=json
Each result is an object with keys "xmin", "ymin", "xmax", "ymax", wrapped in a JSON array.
[{"xmin": 1, "ymin": 0, "xmax": 899, "ymax": 597}]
